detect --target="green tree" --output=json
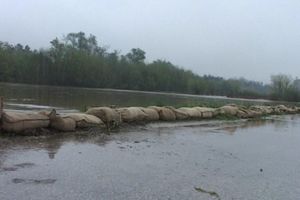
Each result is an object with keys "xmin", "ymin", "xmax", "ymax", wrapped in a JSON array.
[
  {"xmin": 126, "ymin": 48, "xmax": 146, "ymax": 64},
  {"xmin": 0, "ymin": 32, "xmax": 276, "ymax": 101},
  {"xmin": 270, "ymin": 74, "xmax": 293, "ymax": 100}
]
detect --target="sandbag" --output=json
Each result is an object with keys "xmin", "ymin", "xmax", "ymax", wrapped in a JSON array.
[
  {"xmin": 148, "ymin": 106, "xmax": 176, "ymax": 121},
  {"xmin": 139, "ymin": 107, "xmax": 160, "ymax": 121},
  {"xmin": 218, "ymin": 105, "xmax": 239, "ymax": 116},
  {"xmin": 238, "ymin": 108, "xmax": 261, "ymax": 118},
  {"xmin": 2, "ymin": 111, "xmax": 50, "ymax": 133},
  {"xmin": 293, "ymin": 106, "xmax": 300, "ymax": 113},
  {"xmin": 164, "ymin": 106, "xmax": 189, "ymax": 120},
  {"xmin": 274, "ymin": 105, "xmax": 296, "ymax": 114},
  {"xmin": 48, "ymin": 110, "xmax": 76, "ymax": 132},
  {"xmin": 177, "ymin": 107, "xmax": 201, "ymax": 119},
  {"xmin": 64, "ymin": 113, "xmax": 104, "ymax": 128},
  {"xmin": 250, "ymin": 106, "xmax": 273, "ymax": 115},
  {"xmin": 50, "ymin": 116, "xmax": 76, "ymax": 132},
  {"xmin": 236, "ymin": 110, "xmax": 248, "ymax": 118},
  {"xmin": 194, "ymin": 107, "xmax": 216, "ymax": 118},
  {"xmin": 86, "ymin": 107, "xmax": 121, "ymax": 126},
  {"xmin": 271, "ymin": 105, "xmax": 293, "ymax": 114},
  {"xmin": 117, "ymin": 107, "xmax": 147, "ymax": 122}
]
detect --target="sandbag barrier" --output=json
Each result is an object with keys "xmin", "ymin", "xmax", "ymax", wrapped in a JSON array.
[{"xmin": 0, "ymin": 104, "xmax": 300, "ymax": 133}]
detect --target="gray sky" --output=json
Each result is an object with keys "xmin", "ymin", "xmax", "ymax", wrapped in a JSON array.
[{"xmin": 1, "ymin": 0, "xmax": 300, "ymax": 82}]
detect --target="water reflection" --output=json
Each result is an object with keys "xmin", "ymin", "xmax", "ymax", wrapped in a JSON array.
[
  {"xmin": 1, "ymin": 118, "xmax": 299, "ymax": 199},
  {"xmin": 0, "ymin": 130, "xmax": 115, "ymax": 170},
  {"xmin": 208, "ymin": 115, "xmax": 300, "ymax": 134},
  {"xmin": 217, "ymin": 119, "xmax": 271, "ymax": 134},
  {"xmin": 1, "ymin": 115, "xmax": 298, "ymax": 164}
]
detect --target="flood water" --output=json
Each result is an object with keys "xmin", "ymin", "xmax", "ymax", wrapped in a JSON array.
[
  {"xmin": 0, "ymin": 82, "xmax": 274, "ymax": 112},
  {"xmin": 1, "ymin": 83, "xmax": 300, "ymax": 199},
  {"xmin": 1, "ymin": 115, "xmax": 300, "ymax": 200}
]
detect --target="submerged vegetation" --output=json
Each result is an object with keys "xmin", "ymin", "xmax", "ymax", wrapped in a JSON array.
[{"xmin": 0, "ymin": 32, "xmax": 299, "ymax": 101}]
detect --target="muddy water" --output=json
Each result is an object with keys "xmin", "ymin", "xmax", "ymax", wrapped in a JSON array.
[
  {"xmin": 1, "ymin": 115, "xmax": 300, "ymax": 200},
  {"xmin": 0, "ymin": 82, "xmax": 274, "ymax": 112}
]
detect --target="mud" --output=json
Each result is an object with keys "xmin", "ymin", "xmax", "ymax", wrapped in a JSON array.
[{"xmin": 1, "ymin": 115, "xmax": 300, "ymax": 199}]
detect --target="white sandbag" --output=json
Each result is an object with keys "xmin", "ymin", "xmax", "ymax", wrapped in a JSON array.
[
  {"xmin": 139, "ymin": 107, "xmax": 160, "ymax": 121},
  {"xmin": 2, "ymin": 111, "xmax": 50, "ymax": 133},
  {"xmin": 117, "ymin": 107, "xmax": 147, "ymax": 122},
  {"xmin": 148, "ymin": 106, "xmax": 176, "ymax": 121},
  {"xmin": 86, "ymin": 107, "xmax": 121, "ymax": 125},
  {"xmin": 64, "ymin": 113, "xmax": 104, "ymax": 128}
]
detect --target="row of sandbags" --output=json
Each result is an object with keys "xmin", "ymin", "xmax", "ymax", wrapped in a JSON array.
[
  {"xmin": 1, "ymin": 104, "xmax": 300, "ymax": 133},
  {"xmin": 85, "ymin": 104, "xmax": 300, "ymax": 125},
  {"xmin": 1, "ymin": 110, "xmax": 104, "ymax": 133},
  {"xmin": 85, "ymin": 106, "xmax": 218, "ymax": 124}
]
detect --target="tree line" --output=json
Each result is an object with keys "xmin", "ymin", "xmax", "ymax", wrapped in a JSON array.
[{"xmin": 0, "ymin": 32, "xmax": 298, "ymax": 101}]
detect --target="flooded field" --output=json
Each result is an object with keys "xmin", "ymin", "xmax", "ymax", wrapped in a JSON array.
[
  {"xmin": 1, "ymin": 83, "xmax": 300, "ymax": 199},
  {"xmin": 0, "ymin": 82, "xmax": 275, "ymax": 112},
  {"xmin": 1, "ymin": 115, "xmax": 300, "ymax": 200}
]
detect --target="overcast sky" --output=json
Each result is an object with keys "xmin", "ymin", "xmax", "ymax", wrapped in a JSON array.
[{"xmin": 1, "ymin": 0, "xmax": 300, "ymax": 82}]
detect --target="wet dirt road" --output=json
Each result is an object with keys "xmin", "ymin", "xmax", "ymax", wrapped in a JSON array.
[{"xmin": 1, "ymin": 115, "xmax": 300, "ymax": 200}]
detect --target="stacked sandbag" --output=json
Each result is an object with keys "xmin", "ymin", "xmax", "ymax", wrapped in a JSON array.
[
  {"xmin": 139, "ymin": 107, "xmax": 160, "ymax": 121},
  {"xmin": 289, "ymin": 106, "xmax": 297, "ymax": 113},
  {"xmin": 272, "ymin": 105, "xmax": 295, "ymax": 114},
  {"xmin": 236, "ymin": 109, "xmax": 249, "ymax": 118},
  {"xmin": 238, "ymin": 107, "xmax": 261, "ymax": 118},
  {"xmin": 148, "ymin": 106, "xmax": 176, "ymax": 121},
  {"xmin": 263, "ymin": 106, "xmax": 274, "ymax": 114},
  {"xmin": 48, "ymin": 110, "xmax": 76, "ymax": 132},
  {"xmin": 177, "ymin": 107, "xmax": 201, "ymax": 119},
  {"xmin": 3, "ymin": 100, "xmax": 300, "ymax": 135},
  {"xmin": 194, "ymin": 107, "xmax": 217, "ymax": 118},
  {"xmin": 64, "ymin": 113, "xmax": 104, "ymax": 128},
  {"xmin": 250, "ymin": 106, "xmax": 273, "ymax": 115},
  {"xmin": 166, "ymin": 106, "xmax": 189, "ymax": 120},
  {"xmin": 86, "ymin": 107, "xmax": 121, "ymax": 127},
  {"xmin": 283, "ymin": 105, "xmax": 297, "ymax": 114},
  {"xmin": 116, "ymin": 107, "xmax": 147, "ymax": 122},
  {"xmin": 2, "ymin": 111, "xmax": 50, "ymax": 133},
  {"xmin": 292, "ymin": 106, "xmax": 300, "ymax": 113},
  {"xmin": 218, "ymin": 104, "xmax": 240, "ymax": 116}
]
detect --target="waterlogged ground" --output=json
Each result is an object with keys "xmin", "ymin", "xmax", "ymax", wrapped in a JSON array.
[{"xmin": 1, "ymin": 115, "xmax": 300, "ymax": 200}]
